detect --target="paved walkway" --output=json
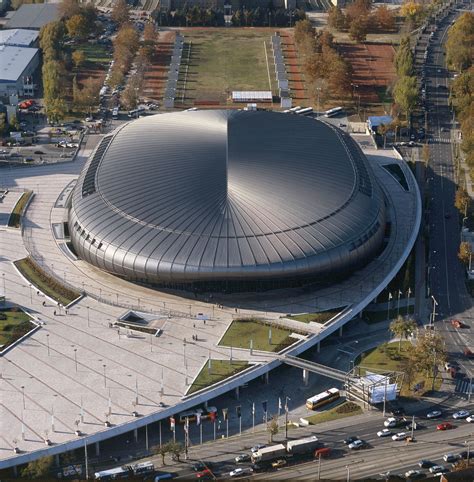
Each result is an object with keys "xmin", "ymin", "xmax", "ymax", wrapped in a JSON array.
[{"xmin": 0, "ymin": 136, "xmax": 420, "ymax": 467}]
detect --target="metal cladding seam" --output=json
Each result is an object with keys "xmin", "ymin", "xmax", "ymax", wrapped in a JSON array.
[{"xmin": 69, "ymin": 110, "xmax": 386, "ymax": 285}]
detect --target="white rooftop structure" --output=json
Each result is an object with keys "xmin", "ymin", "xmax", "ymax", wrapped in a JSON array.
[
  {"xmin": 0, "ymin": 45, "xmax": 38, "ymax": 82},
  {"xmin": 0, "ymin": 29, "xmax": 38, "ymax": 47},
  {"xmin": 232, "ymin": 91, "xmax": 272, "ymax": 102}
]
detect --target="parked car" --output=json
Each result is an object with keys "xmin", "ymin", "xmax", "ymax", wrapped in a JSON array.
[
  {"xmin": 196, "ymin": 468, "xmax": 213, "ymax": 479},
  {"xmin": 453, "ymin": 410, "xmax": 470, "ymax": 419},
  {"xmin": 437, "ymin": 422, "xmax": 454, "ymax": 431},
  {"xmin": 466, "ymin": 416, "xmax": 474, "ymax": 423},
  {"xmin": 458, "ymin": 450, "xmax": 474, "ymax": 459},
  {"xmin": 429, "ymin": 465, "xmax": 445, "ymax": 473},
  {"xmin": 377, "ymin": 429, "xmax": 392, "ymax": 437},
  {"xmin": 405, "ymin": 469, "xmax": 425, "ymax": 479},
  {"xmin": 426, "ymin": 410, "xmax": 442, "ymax": 419},
  {"xmin": 419, "ymin": 460, "xmax": 436, "ymax": 468},
  {"xmin": 443, "ymin": 453, "xmax": 459, "ymax": 463}
]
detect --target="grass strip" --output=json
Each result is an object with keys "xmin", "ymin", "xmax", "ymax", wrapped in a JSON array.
[
  {"xmin": 219, "ymin": 318, "xmax": 294, "ymax": 352},
  {"xmin": 188, "ymin": 360, "xmax": 249, "ymax": 395},
  {"xmin": 8, "ymin": 191, "xmax": 32, "ymax": 228},
  {"xmin": 14, "ymin": 257, "xmax": 81, "ymax": 306},
  {"xmin": 0, "ymin": 307, "xmax": 36, "ymax": 350},
  {"xmin": 304, "ymin": 401, "xmax": 362, "ymax": 425}
]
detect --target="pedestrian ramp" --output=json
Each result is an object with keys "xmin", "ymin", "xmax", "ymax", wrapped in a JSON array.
[{"xmin": 455, "ymin": 378, "xmax": 473, "ymax": 396}]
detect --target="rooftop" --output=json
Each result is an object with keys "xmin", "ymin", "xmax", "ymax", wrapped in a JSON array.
[
  {"xmin": 0, "ymin": 28, "xmax": 38, "ymax": 47},
  {"xmin": 0, "ymin": 45, "xmax": 38, "ymax": 82},
  {"xmin": 5, "ymin": 3, "xmax": 59, "ymax": 30}
]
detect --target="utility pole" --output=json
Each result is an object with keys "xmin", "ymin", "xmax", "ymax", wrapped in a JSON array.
[
  {"xmin": 284, "ymin": 396, "xmax": 290, "ymax": 440},
  {"xmin": 84, "ymin": 440, "xmax": 89, "ymax": 480},
  {"xmin": 317, "ymin": 453, "xmax": 322, "ymax": 480}
]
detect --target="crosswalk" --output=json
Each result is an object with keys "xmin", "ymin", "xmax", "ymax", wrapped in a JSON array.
[
  {"xmin": 428, "ymin": 137, "xmax": 452, "ymax": 144},
  {"xmin": 455, "ymin": 378, "xmax": 473, "ymax": 396}
]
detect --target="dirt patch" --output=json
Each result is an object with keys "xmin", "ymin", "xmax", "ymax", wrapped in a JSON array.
[{"xmin": 338, "ymin": 42, "xmax": 396, "ymax": 104}]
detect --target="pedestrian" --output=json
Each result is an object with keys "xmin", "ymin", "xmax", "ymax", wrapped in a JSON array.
[
  {"xmin": 36, "ymin": 290, "xmax": 40, "ymax": 295},
  {"xmin": 65, "ymin": 309, "xmax": 68, "ymax": 315},
  {"xmin": 235, "ymin": 308, "xmax": 237, "ymax": 313},
  {"xmin": 193, "ymin": 323, "xmax": 196, "ymax": 328},
  {"xmin": 204, "ymin": 319, "xmax": 206, "ymax": 325},
  {"xmin": 42, "ymin": 301, "xmax": 46, "ymax": 307},
  {"xmin": 53, "ymin": 310, "xmax": 56, "ymax": 316}
]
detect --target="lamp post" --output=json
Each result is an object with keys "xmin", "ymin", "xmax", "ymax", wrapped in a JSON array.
[
  {"xmin": 284, "ymin": 396, "xmax": 291, "ymax": 440},
  {"xmin": 346, "ymin": 465, "xmax": 350, "ymax": 482},
  {"xmin": 74, "ymin": 348, "xmax": 78, "ymax": 372},
  {"xmin": 87, "ymin": 306, "xmax": 90, "ymax": 328},
  {"xmin": 103, "ymin": 364, "xmax": 107, "ymax": 388},
  {"xmin": 21, "ymin": 385, "xmax": 25, "ymax": 410},
  {"xmin": 29, "ymin": 284, "xmax": 32, "ymax": 304},
  {"xmin": 46, "ymin": 333, "xmax": 50, "ymax": 356},
  {"xmin": 2, "ymin": 273, "xmax": 5, "ymax": 298},
  {"xmin": 431, "ymin": 295, "xmax": 438, "ymax": 327}
]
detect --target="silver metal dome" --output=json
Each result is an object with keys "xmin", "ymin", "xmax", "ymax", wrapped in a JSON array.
[{"xmin": 69, "ymin": 110, "xmax": 385, "ymax": 289}]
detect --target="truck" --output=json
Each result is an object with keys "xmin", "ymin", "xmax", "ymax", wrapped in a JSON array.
[
  {"xmin": 286, "ymin": 436, "xmax": 320, "ymax": 456},
  {"xmin": 251, "ymin": 444, "xmax": 286, "ymax": 463}
]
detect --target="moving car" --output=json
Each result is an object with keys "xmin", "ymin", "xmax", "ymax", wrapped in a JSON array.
[
  {"xmin": 453, "ymin": 410, "xmax": 470, "ymax": 419},
  {"xmin": 271, "ymin": 459, "xmax": 287, "ymax": 469},
  {"xmin": 384, "ymin": 417, "xmax": 403, "ymax": 428},
  {"xmin": 234, "ymin": 454, "xmax": 250, "ymax": 463},
  {"xmin": 426, "ymin": 410, "xmax": 442, "ymax": 419},
  {"xmin": 437, "ymin": 422, "xmax": 454, "ymax": 430},
  {"xmin": 230, "ymin": 467, "xmax": 253, "ymax": 477},
  {"xmin": 392, "ymin": 432, "xmax": 408, "ymax": 441},
  {"xmin": 429, "ymin": 465, "xmax": 445, "ymax": 474},
  {"xmin": 348, "ymin": 439, "xmax": 366, "ymax": 450},
  {"xmin": 343, "ymin": 436, "xmax": 359, "ymax": 445},
  {"xmin": 466, "ymin": 416, "xmax": 474, "ymax": 423},
  {"xmin": 443, "ymin": 453, "xmax": 459, "ymax": 463},
  {"xmin": 377, "ymin": 429, "xmax": 392, "ymax": 437},
  {"xmin": 419, "ymin": 460, "xmax": 436, "ymax": 468},
  {"xmin": 458, "ymin": 450, "xmax": 474, "ymax": 459},
  {"xmin": 196, "ymin": 469, "xmax": 213, "ymax": 479},
  {"xmin": 250, "ymin": 444, "xmax": 266, "ymax": 453},
  {"xmin": 193, "ymin": 462, "xmax": 212, "ymax": 472},
  {"xmin": 405, "ymin": 469, "xmax": 425, "ymax": 479}
]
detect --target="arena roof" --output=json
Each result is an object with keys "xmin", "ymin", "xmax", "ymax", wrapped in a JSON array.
[{"xmin": 70, "ymin": 110, "xmax": 385, "ymax": 287}]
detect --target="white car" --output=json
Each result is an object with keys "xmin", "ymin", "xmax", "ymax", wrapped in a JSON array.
[
  {"xmin": 384, "ymin": 417, "xmax": 400, "ymax": 428},
  {"xmin": 392, "ymin": 432, "xmax": 408, "ymax": 441},
  {"xmin": 230, "ymin": 467, "xmax": 253, "ymax": 477},
  {"xmin": 348, "ymin": 439, "xmax": 365, "ymax": 450},
  {"xmin": 426, "ymin": 410, "xmax": 442, "ymax": 418},
  {"xmin": 250, "ymin": 444, "xmax": 265, "ymax": 453},
  {"xmin": 453, "ymin": 410, "xmax": 470, "ymax": 419},
  {"xmin": 466, "ymin": 416, "xmax": 474, "ymax": 423},
  {"xmin": 429, "ymin": 465, "xmax": 445, "ymax": 473},
  {"xmin": 377, "ymin": 429, "xmax": 392, "ymax": 437}
]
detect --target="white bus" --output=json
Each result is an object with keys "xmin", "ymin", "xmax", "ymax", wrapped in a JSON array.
[
  {"xmin": 306, "ymin": 388, "xmax": 340, "ymax": 410},
  {"xmin": 94, "ymin": 466, "xmax": 131, "ymax": 480},
  {"xmin": 112, "ymin": 107, "xmax": 119, "ymax": 119},
  {"xmin": 324, "ymin": 107, "xmax": 344, "ymax": 118},
  {"xmin": 287, "ymin": 106, "xmax": 302, "ymax": 113},
  {"xmin": 295, "ymin": 107, "xmax": 313, "ymax": 116}
]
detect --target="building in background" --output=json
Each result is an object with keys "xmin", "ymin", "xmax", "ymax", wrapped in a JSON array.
[
  {"xmin": 0, "ymin": 45, "xmax": 39, "ymax": 97},
  {"xmin": 5, "ymin": 3, "xmax": 59, "ymax": 30},
  {"xmin": 0, "ymin": 28, "xmax": 38, "ymax": 48}
]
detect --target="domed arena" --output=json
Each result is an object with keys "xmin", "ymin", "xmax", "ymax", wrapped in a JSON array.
[{"xmin": 69, "ymin": 110, "xmax": 386, "ymax": 292}]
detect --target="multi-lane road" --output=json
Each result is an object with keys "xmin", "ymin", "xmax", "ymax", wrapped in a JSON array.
[{"xmin": 417, "ymin": 4, "xmax": 474, "ymax": 388}]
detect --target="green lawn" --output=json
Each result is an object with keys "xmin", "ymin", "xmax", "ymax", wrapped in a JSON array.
[
  {"xmin": 304, "ymin": 401, "xmax": 362, "ymax": 425},
  {"xmin": 14, "ymin": 257, "xmax": 81, "ymax": 306},
  {"xmin": 75, "ymin": 42, "xmax": 111, "ymax": 65},
  {"xmin": 288, "ymin": 308, "xmax": 344, "ymax": 324},
  {"xmin": 187, "ymin": 360, "xmax": 249, "ymax": 395},
  {"xmin": 363, "ymin": 305, "xmax": 414, "ymax": 324},
  {"xmin": 357, "ymin": 341, "xmax": 442, "ymax": 397},
  {"xmin": 181, "ymin": 29, "xmax": 272, "ymax": 102},
  {"xmin": 0, "ymin": 308, "xmax": 35, "ymax": 349},
  {"xmin": 8, "ymin": 191, "xmax": 32, "ymax": 228},
  {"xmin": 219, "ymin": 319, "xmax": 294, "ymax": 352}
]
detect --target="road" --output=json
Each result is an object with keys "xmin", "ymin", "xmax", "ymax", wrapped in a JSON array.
[{"xmin": 416, "ymin": 4, "xmax": 474, "ymax": 386}]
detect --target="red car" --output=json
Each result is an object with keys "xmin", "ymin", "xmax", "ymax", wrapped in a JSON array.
[
  {"xmin": 196, "ymin": 469, "xmax": 213, "ymax": 479},
  {"xmin": 437, "ymin": 422, "xmax": 454, "ymax": 431}
]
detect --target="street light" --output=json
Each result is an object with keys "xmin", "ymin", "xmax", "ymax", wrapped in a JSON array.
[
  {"xmin": 103, "ymin": 364, "xmax": 107, "ymax": 388},
  {"xmin": 74, "ymin": 348, "xmax": 78, "ymax": 372},
  {"xmin": 46, "ymin": 333, "xmax": 50, "ymax": 356},
  {"xmin": 346, "ymin": 465, "xmax": 350, "ymax": 482},
  {"xmin": 87, "ymin": 306, "xmax": 90, "ymax": 328},
  {"xmin": 21, "ymin": 385, "xmax": 25, "ymax": 410}
]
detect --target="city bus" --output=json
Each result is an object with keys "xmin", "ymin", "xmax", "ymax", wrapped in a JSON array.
[
  {"xmin": 295, "ymin": 107, "xmax": 313, "ymax": 116},
  {"xmin": 306, "ymin": 388, "xmax": 340, "ymax": 410},
  {"xmin": 112, "ymin": 107, "xmax": 119, "ymax": 119},
  {"xmin": 94, "ymin": 466, "xmax": 131, "ymax": 480},
  {"xmin": 324, "ymin": 107, "xmax": 344, "ymax": 118}
]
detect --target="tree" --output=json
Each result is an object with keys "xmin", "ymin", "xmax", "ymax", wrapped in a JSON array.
[
  {"xmin": 267, "ymin": 416, "xmax": 279, "ymax": 443},
  {"xmin": 111, "ymin": 0, "xmax": 130, "ymax": 26},
  {"xmin": 374, "ymin": 5, "xmax": 395, "ymax": 32},
  {"xmin": 152, "ymin": 443, "xmax": 170, "ymax": 465},
  {"xmin": 393, "ymin": 75, "xmax": 418, "ymax": 123},
  {"xmin": 72, "ymin": 49, "xmax": 86, "ymax": 68},
  {"xmin": 455, "ymin": 187, "xmax": 470, "ymax": 215},
  {"xmin": 378, "ymin": 123, "xmax": 389, "ymax": 148},
  {"xmin": 58, "ymin": 0, "xmax": 81, "ymax": 19},
  {"xmin": 390, "ymin": 316, "xmax": 417, "ymax": 350},
  {"xmin": 21, "ymin": 455, "xmax": 54, "ymax": 479},
  {"xmin": 400, "ymin": 1, "xmax": 425, "ymax": 28},
  {"xmin": 327, "ymin": 6, "xmax": 346, "ymax": 31},
  {"xmin": 143, "ymin": 22, "xmax": 156, "ymax": 44},
  {"xmin": 167, "ymin": 441, "xmax": 183, "ymax": 462},
  {"xmin": 0, "ymin": 113, "xmax": 6, "ymax": 136},
  {"xmin": 349, "ymin": 16, "xmax": 369, "ymax": 43},
  {"xmin": 294, "ymin": 19, "xmax": 313, "ymax": 46},
  {"xmin": 39, "ymin": 21, "xmax": 66, "ymax": 61},
  {"xmin": 66, "ymin": 14, "xmax": 88, "ymax": 40},
  {"xmin": 395, "ymin": 37, "xmax": 414, "ymax": 77},
  {"xmin": 458, "ymin": 241, "xmax": 472, "ymax": 266},
  {"xmin": 446, "ymin": 13, "xmax": 474, "ymax": 72}
]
